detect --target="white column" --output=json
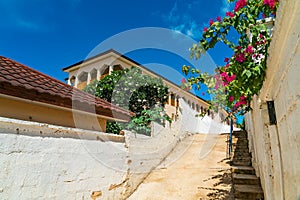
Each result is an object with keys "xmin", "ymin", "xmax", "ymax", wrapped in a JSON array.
[
  {"xmin": 109, "ymin": 65, "xmax": 113, "ymax": 75},
  {"xmin": 74, "ymin": 76, "xmax": 78, "ymax": 88},
  {"xmin": 168, "ymin": 93, "xmax": 172, "ymax": 105},
  {"xmin": 67, "ymin": 78, "xmax": 71, "ymax": 85},
  {"xmin": 87, "ymin": 72, "xmax": 91, "ymax": 85},
  {"xmin": 97, "ymin": 69, "xmax": 101, "ymax": 80}
]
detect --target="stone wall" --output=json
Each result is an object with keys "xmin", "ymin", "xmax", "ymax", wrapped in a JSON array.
[{"xmin": 244, "ymin": 1, "xmax": 300, "ymax": 199}]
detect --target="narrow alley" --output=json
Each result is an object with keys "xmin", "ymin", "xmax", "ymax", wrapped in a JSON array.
[{"xmin": 127, "ymin": 134, "xmax": 233, "ymax": 200}]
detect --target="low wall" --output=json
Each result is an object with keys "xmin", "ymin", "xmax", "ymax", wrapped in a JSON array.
[
  {"xmin": 244, "ymin": 1, "xmax": 300, "ymax": 199},
  {"xmin": 0, "ymin": 117, "xmax": 127, "ymax": 200},
  {"xmin": 0, "ymin": 116, "xmax": 191, "ymax": 200},
  {"xmin": 178, "ymin": 98, "xmax": 234, "ymax": 134}
]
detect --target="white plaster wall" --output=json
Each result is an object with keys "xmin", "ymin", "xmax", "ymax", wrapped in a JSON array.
[
  {"xmin": 245, "ymin": 1, "xmax": 300, "ymax": 199},
  {"xmin": 178, "ymin": 98, "xmax": 235, "ymax": 134},
  {"xmin": 0, "ymin": 115, "xmax": 198, "ymax": 200},
  {"xmin": 0, "ymin": 118, "xmax": 129, "ymax": 200}
]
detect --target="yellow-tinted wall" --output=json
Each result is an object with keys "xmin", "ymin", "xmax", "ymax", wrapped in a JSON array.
[{"xmin": 0, "ymin": 96, "xmax": 106, "ymax": 132}]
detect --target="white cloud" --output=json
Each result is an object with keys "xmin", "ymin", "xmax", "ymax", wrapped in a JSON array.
[
  {"xmin": 220, "ymin": 0, "xmax": 231, "ymax": 16},
  {"xmin": 16, "ymin": 19, "xmax": 41, "ymax": 31},
  {"xmin": 162, "ymin": 1, "xmax": 202, "ymax": 39}
]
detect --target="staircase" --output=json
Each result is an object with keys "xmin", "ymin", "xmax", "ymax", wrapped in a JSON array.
[{"xmin": 230, "ymin": 130, "xmax": 264, "ymax": 200}]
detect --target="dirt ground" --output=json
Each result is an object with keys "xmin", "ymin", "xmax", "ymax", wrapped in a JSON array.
[{"xmin": 127, "ymin": 134, "xmax": 234, "ymax": 200}]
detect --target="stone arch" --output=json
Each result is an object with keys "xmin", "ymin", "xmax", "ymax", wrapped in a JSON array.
[
  {"xmin": 196, "ymin": 104, "xmax": 200, "ymax": 112},
  {"xmin": 113, "ymin": 64, "xmax": 123, "ymax": 71},
  {"xmin": 90, "ymin": 69, "xmax": 97, "ymax": 82},
  {"xmin": 77, "ymin": 71, "xmax": 88, "ymax": 90},
  {"xmin": 100, "ymin": 65, "xmax": 109, "ymax": 79},
  {"xmin": 69, "ymin": 76, "xmax": 76, "ymax": 86}
]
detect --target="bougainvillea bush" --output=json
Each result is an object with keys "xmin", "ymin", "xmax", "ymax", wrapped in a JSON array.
[{"xmin": 182, "ymin": 0, "xmax": 279, "ymax": 115}]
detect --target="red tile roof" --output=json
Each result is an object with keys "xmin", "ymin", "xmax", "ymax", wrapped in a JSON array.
[{"xmin": 0, "ymin": 56, "xmax": 134, "ymax": 121}]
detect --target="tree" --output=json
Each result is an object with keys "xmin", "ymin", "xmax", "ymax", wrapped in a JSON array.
[{"xmin": 84, "ymin": 67, "xmax": 171, "ymax": 135}]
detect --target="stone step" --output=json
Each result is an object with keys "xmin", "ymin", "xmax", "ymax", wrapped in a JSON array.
[
  {"xmin": 231, "ymin": 166, "xmax": 255, "ymax": 175},
  {"xmin": 234, "ymin": 184, "xmax": 264, "ymax": 199},
  {"xmin": 232, "ymin": 156, "xmax": 251, "ymax": 161},
  {"xmin": 233, "ymin": 152, "xmax": 250, "ymax": 156},
  {"xmin": 231, "ymin": 158, "xmax": 251, "ymax": 163},
  {"xmin": 232, "ymin": 160, "xmax": 252, "ymax": 166},
  {"xmin": 233, "ymin": 149, "xmax": 250, "ymax": 154},
  {"xmin": 233, "ymin": 173, "xmax": 260, "ymax": 185}
]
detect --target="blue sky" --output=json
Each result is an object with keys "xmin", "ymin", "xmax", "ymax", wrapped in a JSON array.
[{"xmin": 0, "ymin": 0, "xmax": 234, "ymax": 100}]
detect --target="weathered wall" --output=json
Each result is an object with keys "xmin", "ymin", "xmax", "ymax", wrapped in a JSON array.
[
  {"xmin": 0, "ymin": 117, "xmax": 127, "ymax": 200},
  {"xmin": 0, "ymin": 115, "xmax": 193, "ymax": 200},
  {"xmin": 245, "ymin": 1, "xmax": 300, "ymax": 199}
]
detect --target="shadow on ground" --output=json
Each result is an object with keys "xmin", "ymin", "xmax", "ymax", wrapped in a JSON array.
[{"xmin": 198, "ymin": 158, "xmax": 234, "ymax": 200}]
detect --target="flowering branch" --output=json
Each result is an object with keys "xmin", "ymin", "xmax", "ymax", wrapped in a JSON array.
[{"xmin": 182, "ymin": 0, "xmax": 279, "ymax": 115}]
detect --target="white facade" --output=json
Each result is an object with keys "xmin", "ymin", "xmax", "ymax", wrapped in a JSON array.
[
  {"xmin": 63, "ymin": 50, "xmax": 229, "ymax": 125},
  {"xmin": 245, "ymin": 1, "xmax": 300, "ymax": 199}
]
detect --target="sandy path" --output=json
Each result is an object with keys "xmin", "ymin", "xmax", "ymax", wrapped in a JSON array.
[{"xmin": 127, "ymin": 134, "xmax": 233, "ymax": 200}]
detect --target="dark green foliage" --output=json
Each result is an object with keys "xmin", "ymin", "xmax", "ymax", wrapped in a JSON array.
[{"xmin": 84, "ymin": 67, "xmax": 170, "ymax": 135}]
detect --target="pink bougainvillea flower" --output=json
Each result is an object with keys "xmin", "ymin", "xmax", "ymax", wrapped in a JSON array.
[
  {"xmin": 226, "ymin": 11, "xmax": 235, "ymax": 18},
  {"xmin": 240, "ymin": 95, "xmax": 246, "ymax": 101},
  {"xmin": 203, "ymin": 27, "xmax": 208, "ymax": 32},
  {"xmin": 215, "ymin": 82, "xmax": 220, "ymax": 90},
  {"xmin": 224, "ymin": 63, "xmax": 230, "ymax": 70},
  {"xmin": 209, "ymin": 19, "xmax": 214, "ymax": 26},
  {"xmin": 236, "ymin": 46, "xmax": 242, "ymax": 50},
  {"xmin": 216, "ymin": 16, "xmax": 222, "ymax": 22},
  {"xmin": 234, "ymin": 0, "xmax": 247, "ymax": 12},
  {"xmin": 224, "ymin": 57, "xmax": 230, "ymax": 63},
  {"xmin": 229, "ymin": 96, "xmax": 234, "ymax": 102},
  {"xmin": 235, "ymin": 53, "xmax": 246, "ymax": 63},
  {"xmin": 181, "ymin": 78, "xmax": 186, "ymax": 83},
  {"xmin": 228, "ymin": 74, "xmax": 236, "ymax": 82},
  {"xmin": 245, "ymin": 45, "xmax": 254, "ymax": 54},
  {"xmin": 264, "ymin": 0, "xmax": 278, "ymax": 9},
  {"xmin": 259, "ymin": 33, "xmax": 264, "ymax": 39},
  {"xmin": 262, "ymin": 13, "xmax": 266, "ymax": 18},
  {"xmin": 222, "ymin": 81, "xmax": 229, "ymax": 86}
]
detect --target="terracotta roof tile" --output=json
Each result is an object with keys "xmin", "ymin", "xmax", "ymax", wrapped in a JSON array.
[{"xmin": 0, "ymin": 56, "xmax": 134, "ymax": 121}]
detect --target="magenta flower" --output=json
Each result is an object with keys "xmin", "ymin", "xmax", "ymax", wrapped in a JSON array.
[
  {"xmin": 264, "ymin": 0, "xmax": 278, "ymax": 9},
  {"xmin": 203, "ymin": 27, "xmax": 208, "ymax": 32},
  {"xmin": 236, "ymin": 46, "xmax": 242, "ymax": 50},
  {"xmin": 209, "ymin": 19, "xmax": 214, "ymax": 26},
  {"xmin": 224, "ymin": 57, "xmax": 230, "ymax": 63},
  {"xmin": 240, "ymin": 95, "xmax": 246, "ymax": 102},
  {"xmin": 235, "ymin": 53, "xmax": 246, "ymax": 63},
  {"xmin": 234, "ymin": 0, "xmax": 247, "ymax": 12},
  {"xmin": 226, "ymin": 11, "xmax": 235, "ymax": 18},
  {"xmin": 229, "ymin": 96, "xmax": 234, "ymax": 102},
  {"xmin": 262, "ymin": 13, "xmax": 266, "ymax": 18},
  {"xmin": 181, "ymin": 78, "xmax": 186, "ymax": 83},
  {"xmin": 216, "ymin": 16, "xmax": 222, "ymax": 22},
  {"xmin": 202, "ymin": 92, "xmax": 205, "ymax": 96},
  {"xmin": 245, "ymin": 45, "xmax": 254, "ymax": 54}
]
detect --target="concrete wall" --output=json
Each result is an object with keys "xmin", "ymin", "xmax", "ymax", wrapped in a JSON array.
[{"xmin": 244, "ymin": 1, "xmax": 300, "ymax": 199}]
